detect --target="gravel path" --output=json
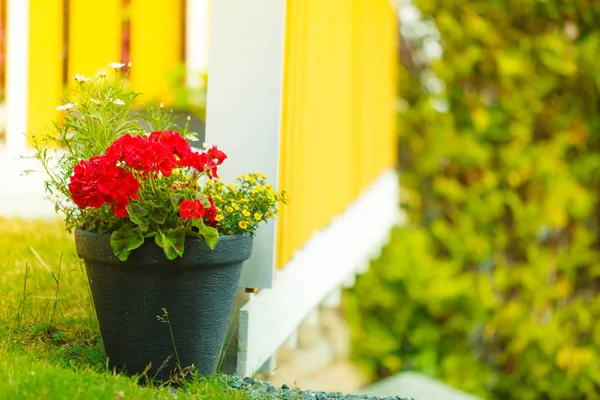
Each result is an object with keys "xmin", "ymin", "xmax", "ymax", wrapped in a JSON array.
[{"xmin": 222, "ymin": 376, "xmax": 413, "ymax": 400}]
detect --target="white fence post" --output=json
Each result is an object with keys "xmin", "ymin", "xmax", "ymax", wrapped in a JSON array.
[
  {"xmin": 5, "ymin": 0, "xmax": 30, "ymax": 156},
  {"xmin": 204, "ymin": 0, "xmax": 287, "ymax": 289},
  {"xmin": 185, "ymin": 0, "xmax": 210, "ymax": 88}
]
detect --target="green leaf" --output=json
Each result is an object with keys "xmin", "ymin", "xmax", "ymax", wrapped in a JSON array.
[
  {"xmin": 196, "ymin": 193, "xmax": 210, "ymax": 208},
  {"xmin": 110, "ymin": 225, "xmax": 144, "ymax": 261},
  {"xmin": 192, "ymin": 218, "xmax": 220, "ymax": 250},
  {"xmin": 126, "ymin": 203, "xmax": 150, "ymax": 232},
  {"xmin": 126, "ymin": 202, "xmax": 148, "ymax": 218},
  {"xmin": 158, "ymin": 228, "xmax": 185, "ymax": 260},
  {"xmin": 170, "ymin": 193, "xmax": 183, "ymax": 210},
  {"xmin": 149, "ymin": 208, "xmax": 167, "ymax": 225}
]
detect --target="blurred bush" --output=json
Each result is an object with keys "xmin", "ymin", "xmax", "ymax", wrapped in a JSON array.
[{"xmin": 345, "ymin": 1, "xmax": 600, "ymax": 399}]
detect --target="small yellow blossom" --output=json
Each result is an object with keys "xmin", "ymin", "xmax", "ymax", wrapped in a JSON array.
[
  {"xmin": 215, "ymin": 215, "xmax": 224, "ymax": 222},
  {"xmin": 238, "ymin": 220, "xmax": 249, "ymax": 230},
  {"xmin": 242, "ymin": 210, "xmax": 251, "ymax": 217},
  {"xmin": 226, "ymin": 206, "xmax": 234, "ymax": 213},
  {"xmin": 232, "ymin": 203, "xmax": 240, "ymax": 211},
  {"xmin": 266, "ymin": 210, "xmax": 275, "ymax": 218},
  {"xmin": 254, "ymin": 213, "xmax": 262, "ymax": 221}
]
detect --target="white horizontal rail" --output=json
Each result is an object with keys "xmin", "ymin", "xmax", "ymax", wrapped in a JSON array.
[{"xmin": 237, "ymin": 169, "xmax": 401, "ymax": 376}]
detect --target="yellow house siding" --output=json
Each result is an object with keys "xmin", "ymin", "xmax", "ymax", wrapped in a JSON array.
[
  {"xmin": 277, "ymin": 0, "xmax": 398, "ymax": 268},
  {"xmin": 68, "ymin": 0, "xmax": 122, "ymax": 79},
  {"xmin": 129, "ymin": 0, "xmax": 184, "ymax": 104},
  {"xmin": 28, "ymin": 0, "xmax": 63, "ymax": 137}
]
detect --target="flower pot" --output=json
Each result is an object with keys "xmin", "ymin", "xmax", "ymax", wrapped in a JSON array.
[{"xmin": 74, "ymin": 228, "xmax": 253, "ymax": 380}]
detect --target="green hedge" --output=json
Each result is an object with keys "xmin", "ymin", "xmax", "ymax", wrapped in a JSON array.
[{"xmin": 345, "ymin": 2, "xmax": 600, "ymax": 399}]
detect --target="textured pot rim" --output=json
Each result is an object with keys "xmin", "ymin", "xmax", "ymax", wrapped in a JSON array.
[{"xmin": 75, "ymin": 228, "xmax": 254, "ymax": 267}]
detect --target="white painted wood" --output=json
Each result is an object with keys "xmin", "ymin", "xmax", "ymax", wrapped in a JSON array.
[
  {"xmin": 257, "ymin": 354, "xmax": 277, "ymax": 375},
  {"xmin": 303, "ymin": 309, "xmax": 320, "ymax": 327},
  {"xmin": 236, "ymin": 170, "xmax": 400, "ymax": 376},
  {"xmin": 281, "ymin": 329, "xmax": 298, "ymax": 349},
  {"xmin": 321, "ymin": 288, "xmax": 342, "ymax": 308},
  {"xmin": 185, "ymin": 0, "xmax": 210, "ymax": 88},
  {"xmin": 356, "ymin": 261, "xmax": 370, "ymax": 275},
  {"xmin": 5, "ymin": 0, "xmax": 30, "ymax": 156},
  {"xmin": 342, "ymin": 274, "xmax": 356, "ymax": 289},
  {"xmin": 204, "ymin": 0, "xmax": 286, "ymax": 289}
]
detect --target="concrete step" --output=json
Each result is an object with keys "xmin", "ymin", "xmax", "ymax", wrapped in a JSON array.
[{"xmin": 356, "ymin": 372, "xmax": 481, "ymax": 400}]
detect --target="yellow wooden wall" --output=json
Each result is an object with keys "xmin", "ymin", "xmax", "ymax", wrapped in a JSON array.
[
  {"xmin": 26, "ymin": 1, "xmax": 185, "ymax": 135},
  {"xmin": 276, "ymin": 0, "xmax": 398, "ymax": 268}
]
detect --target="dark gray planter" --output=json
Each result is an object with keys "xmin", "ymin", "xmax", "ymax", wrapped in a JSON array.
[{"xmin": 74, "ymin": 229, "xmax": 253, "ymax": 381}]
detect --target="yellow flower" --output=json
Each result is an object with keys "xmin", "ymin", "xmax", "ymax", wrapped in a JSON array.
[
  {"xmin": 215, "ymin": 194, "xmax": 224, "ymax": 201},
  {"xmin": 226, "ymin": 206, "xmax": 234, "ymax": 213},
  {"xmin": 238, "ymin": 220, "xmax": 249, "ymax": 230},
  {"xmin": 241, "ymin": 198, "xmax": 250, "ymax": 203},
  {"xmin": 254, "ymin": 213, "xmax": 262, "ymax": 221},
  {"xmin": 215, "ymin": 214, "xmax": 224, "ymax": 222},
  {"xmin": 227, "ymin": 184, "xmax": 237, "ymax": 190},
  {"xmin": 266, "ymin": 210, "xmax": 274, "ymax": 218},
  {"xmin": 232, "ymin": 203, "xmax": 240, "ymax": 211},
  {"xmin": 242, "ymin": 210, "xmax": 251, "ymax": 217}
]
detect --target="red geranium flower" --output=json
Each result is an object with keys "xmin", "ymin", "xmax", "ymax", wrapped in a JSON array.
[
  {"xmin": 207, "ymin": 145, "xmax": 227, "ymax": 165},
  {"xmin": 179, "ymin": 199, "xmax": 205, "ymax": 220}
]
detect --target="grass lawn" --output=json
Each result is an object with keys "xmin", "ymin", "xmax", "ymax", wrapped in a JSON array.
[{"xmin": 0, "ymin": 217, "xmax": 252, "ymax": 399}]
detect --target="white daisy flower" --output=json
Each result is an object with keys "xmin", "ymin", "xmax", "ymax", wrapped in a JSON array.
[
  {"xmin": 111, "ymin": 98, "xmax": 125, "ymax": 106},
  {"xmin": 56, "ymin": 103, "xmax": 74, "ymax": 111},
  {"xmin": 73, "ymin": 74, "xmax": 91, "ymax": 82},
  {"xmin": 108, "ymin": 62, "xmax": 126, "ymax": 69}
]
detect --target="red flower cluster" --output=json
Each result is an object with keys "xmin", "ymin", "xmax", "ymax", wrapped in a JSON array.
[
  {"xmin": 68, "ymin": 130, "xmax": 227, "ymax": 218},
  {"xmin": 68, "ymin": 156, "xmax": 140, "ymax": 217},
  {"xmin": 178, "ymin": 198, "xmax": 219, "ymax": 226},
  {"xmin": 179, "ymin": 199, "xmax": 205, "ymax": 220}
]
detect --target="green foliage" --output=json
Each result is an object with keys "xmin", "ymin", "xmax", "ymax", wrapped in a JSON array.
[
  {"xmin": 111, "ymin": 225, "xmax": 145, "ymax": 261},
  {"xmin": 346, "ymin": 2, "xmax": 600, "ymax": 399}
]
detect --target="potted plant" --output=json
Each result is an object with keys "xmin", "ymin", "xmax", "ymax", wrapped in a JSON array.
[{"xmin": 29, "ymin": 63, "xmax": 288, "ymax": 381}]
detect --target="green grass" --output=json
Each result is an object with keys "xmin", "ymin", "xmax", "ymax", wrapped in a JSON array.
[{"xmin": 0, "ymin": 217, "xmax": 251, "ymax": 399}]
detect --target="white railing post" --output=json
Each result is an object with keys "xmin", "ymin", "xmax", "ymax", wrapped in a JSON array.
[
  {"xmin": 5, "ymin": 0, "xmax": 30, "ymax": 156},
  {"xmin": 185, "ymin": 0, "xmax": 210, "ymax": 88},
  {"xmin": 205, "ymin": 0, "xmax": 287, "ymax": 289}
]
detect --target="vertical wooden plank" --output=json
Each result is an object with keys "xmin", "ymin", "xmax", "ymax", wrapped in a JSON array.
[
  {"xmin": 5, "ymin": 0, "xmax": 29, "ymax": 153},
  {"xmin": 129, "ymin": 0, "xmax": 183, "ymax": 104},
  {"xmin": 276, "ymin": 0, "xmax": 297, "ymax": 268},
  {"xmin": 205, "ymin": 0, "xmax": 286, "ymax": 288},
  {"xmin": 28, "ymin": 0, "xmax": 63, "ymax": 138},
  {"xmin": 276, "ymin": 0, "xmax": 398, "ymax": 268},
  {"xmin": 186, "ymin": 0, "xmax": 210, "ymax": 88},
  {"xmin": 68, "ymin": 0, "xmax": 122, "ymax": 79}
]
